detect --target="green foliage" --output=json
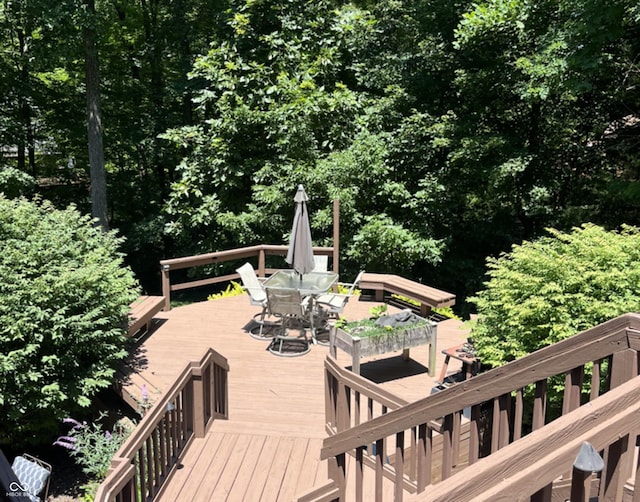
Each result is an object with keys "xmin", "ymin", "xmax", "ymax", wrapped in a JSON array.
[
  {"xmin": 54, "ymin": 415, "xmax": 133, "ymax": 498},
  {"xmin": 162, "ymin": 0, "xmax": 367, "ymax": 250},
  {"xmin": 3, "ymin": 0, "xmax": 640, "ymax": 321},
  {"xmin": 432, "ymin": 306, "xmax": 462, "ymax": 321},
  {"xmin": 391, "ymin": 294, "xmax": 420, "ymax": 307},
  {"xmin": 470, "ymin": 224, "xmax": 640, "ymax": 368},
  {"xmin": 369, "ymin": 304, "xmax": 388, "ymax": 319},
  {"xmin": 208, "ymin": 280, "xmax": 245, "ymax": 300},
  {"xmin": 0, "ymin": 197, "xmax": 139, "ymax": 446},
  {"xmin": 346, "ymin": 214, "xmax": 444, "ymax": 275},
  {"xmin": 0, "ymin": 166, "xmax": 36, "ymax": 198},
  {"xmin": 337, "ymin": 283, "xmax": 360, "ymax": 296},
  {"xmin": 340, "ymin": 315, "xmax": 430, "ymax": 339}
]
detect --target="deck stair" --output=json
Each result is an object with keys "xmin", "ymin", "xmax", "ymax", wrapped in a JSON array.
[
  {"xmin": 115, "ymin": 365, "xmax": 163, "ymax": 413},
  {"xmin": 315, "ymin": 313, "xmax": 640, "ymax": 501}
]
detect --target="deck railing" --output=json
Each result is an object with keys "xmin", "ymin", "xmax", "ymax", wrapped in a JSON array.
[
  {"xmin": 421, "ymin": 372, "xmax": 640, "ymax": 501},
  {"xmin": 94, "ymin": 348, "xmax": 229, "ymax": 502},
  {"xmin": 159, "ymin": 244, "xmax": 335, "ymax": 310},
  {"xmin": 317, "ymin": 312, "xmax": 640, "ymax": 501}
]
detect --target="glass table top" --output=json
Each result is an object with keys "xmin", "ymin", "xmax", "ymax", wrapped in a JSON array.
[{"xmin": 263, "ymin": 269, "xmax": 338, "ymax": 295}]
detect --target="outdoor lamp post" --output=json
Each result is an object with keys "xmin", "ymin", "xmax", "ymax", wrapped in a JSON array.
[{"xmin": 569, "ymin": 441, "xmax": 604, "ymax": 502}]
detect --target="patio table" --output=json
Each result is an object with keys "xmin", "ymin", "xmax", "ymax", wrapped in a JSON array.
[
  {"xmin": 263, "ymin": 270, "xmax": 338, "ymax": 296},
  {"xmin": 263, "ymin": 270, "xmax": 338, "ymax": 344}
]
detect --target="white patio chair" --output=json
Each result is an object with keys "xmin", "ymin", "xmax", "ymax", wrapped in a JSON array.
[
  {"xmin": 266, "ymin": 288, "xmax": 312, "ymax": 356},
  {"xmin": 312, "ymin": 255, "xmax": 328, "ymax": 272},
  {"xmin": 315, "ymin": 270, "xmax": 365, "ymax": 320},
  {"xmin": 236, "ymin": 262, "xmax": 271, "ymax": 339}
]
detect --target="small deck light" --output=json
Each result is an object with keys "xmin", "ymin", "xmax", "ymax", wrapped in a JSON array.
[
  {"xmin": 573, "ymin": 441, "xmax": 604, "ymax": 473},
  {"xmin": 569, "ymin": 441, "xmax": 603, "ymax": 502},
  {"xmin": 166, "ymin": 402, "xmax": 175, "ymax": 412}
]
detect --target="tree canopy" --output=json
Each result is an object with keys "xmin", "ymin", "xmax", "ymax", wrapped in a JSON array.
[{"xmin": 0, "ymin": 0, "xmax": 639, "ymax": 306}]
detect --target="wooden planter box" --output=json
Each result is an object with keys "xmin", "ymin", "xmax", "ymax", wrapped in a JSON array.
[{"xmin": 329, "ymin": 319, "xmax": 437, "ymax": 376}]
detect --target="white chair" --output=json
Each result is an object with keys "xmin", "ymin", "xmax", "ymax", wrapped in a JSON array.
[
  {"xmin": 236, "ymin": 262, "xmax": 270, "ymax": 339},
  {"xmin": 266, "ymin": 288, "xmax": 313, "ymax": 356},
  {"xmin": 315, "ymin": 270, "xmax": 365, "ymax": 319},
  {"xmin": 313, "ymin": 255, "xmax": 328, "ymax": 272}
]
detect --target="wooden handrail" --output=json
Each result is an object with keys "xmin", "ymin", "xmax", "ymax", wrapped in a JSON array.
[
  {"xmin": 418, "ymin": 374, "xmax": 640, "ymax": 501},
  {"xmin": 159, "ymin": 244, "xmax": 334, "ymax": 310},
  {"xmin": 322, "ymin": 313, "xmax": 640, "ymax": 459},
  {"xmin": 318, "ymin": 312, "xmax": 640, "ymax": 501},
  {"xmin": 94, "ymin": 348, "xmax": 229, "ymax": 502}
]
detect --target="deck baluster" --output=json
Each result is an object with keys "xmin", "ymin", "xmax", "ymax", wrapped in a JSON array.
[{"xmin": 394, "ymin": 431, "xmax": 405, "ymax": 502}]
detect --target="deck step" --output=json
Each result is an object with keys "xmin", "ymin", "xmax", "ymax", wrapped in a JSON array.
[{"xmin": 115, "ymin": 367, "xmax": 163, "ymax": 414}]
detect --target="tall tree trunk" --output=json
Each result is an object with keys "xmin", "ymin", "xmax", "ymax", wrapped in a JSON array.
[
  {"xmin": 84, "ymin": 0, "xmax": 109, "ymax": 230},
  {"xmin": 140, "ymin": 0, "xmax": 168, "ymax": 201}
]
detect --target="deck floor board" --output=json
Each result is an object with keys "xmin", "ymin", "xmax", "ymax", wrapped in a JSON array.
[{"xmin": 120, "ymin": 294, "xmax": 469, "ymax": 501}]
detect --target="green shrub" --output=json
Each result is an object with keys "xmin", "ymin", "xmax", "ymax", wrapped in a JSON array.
[
  {"xmin": 0, "ymin": 166, "xmax": 36, "ymax": 198},
  {"xmin": 469, "ymin": 224, "xmax": 640, "ymax": 421},
  {"xmin": 0, "ymin": 197, "xmax": 139, "ymax": 446},
  {"xmin": 469, "ymin": 224, "xmax": 640, "ymax": 368},
  {"xmin": 207, "ymin": 281, "xmax": 245, "ymax": 300}
]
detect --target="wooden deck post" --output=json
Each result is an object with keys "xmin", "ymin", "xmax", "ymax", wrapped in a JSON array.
[
  {"xmin": 337, "ymin": 381, "xmax": 351, "ymax": 433},
  {"xmin": 161, "ymin": 264, "xmax": 171, "ymax": 311},
  {"xmin": 327, "ymin": 454, "xmax": 346, "ymax": 501},
  {"xmin": 191, "ymin": 371, "xmax": 205, "ymax": 438},
  {"xmin": 333, "ymin": 199, "xmax": 340, "ymax": 276},
  {"xmin": 258, "ymin": 249, "xmax": 266, "ymax": 277}
]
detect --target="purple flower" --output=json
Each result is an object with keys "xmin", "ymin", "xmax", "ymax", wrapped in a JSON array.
[
  {"xmin": 141, "ymin": 384, "xmax": 149, "ymax": 402},
  {"xmin": 105, "ymin": 431, "xmax": 112, "ymax": 440},
  {"xmin": 63, "ymin": 417, "xmax": 84, "ymax": 429},
  {"xmin": 53, "ymin": 437, "xmax": 77, "ymax": 451}
]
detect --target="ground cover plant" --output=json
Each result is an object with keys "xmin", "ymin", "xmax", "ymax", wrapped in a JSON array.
[{"xmin": 0, "ymin": 196, "xmax": 139, "ymax": 446}]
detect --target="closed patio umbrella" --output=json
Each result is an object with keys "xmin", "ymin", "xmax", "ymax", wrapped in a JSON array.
[{"xmin": 286, "ymin": 184, "xmax": 315, "ymax": 277}]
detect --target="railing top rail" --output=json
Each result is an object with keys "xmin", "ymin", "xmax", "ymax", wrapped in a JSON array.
[
  {"xmin": 160, "ymin": 244, "xmax": 334, "ymax": 270},
  {"xmin": 117, "ymin": 348, "xmax": 228, "ymax": 459},
  {"xmin": 322, "ymin": 312, "xmax": 640, "ymax": 458},
  {"xmin": 418, "ymin": 373, "xmax": 640, "ymax": 502},
  {"xmin": 93, "ymin": 459, "xmax": 136, "ymax": 500},
  {"xmin": 325, "ymin": 356, "xmax": 409, "ymax": 410}
]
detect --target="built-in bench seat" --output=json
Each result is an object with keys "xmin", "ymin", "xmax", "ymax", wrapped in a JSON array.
[
  {"xmin": 358, "ymin": 272, "xmax": 455, "ymax": 317},
  {"xmin": 128, "ymin": 295, "xmax": 165, "ymax": 337}
]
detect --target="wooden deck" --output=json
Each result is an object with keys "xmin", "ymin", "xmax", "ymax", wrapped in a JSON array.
[{"xmin": 118, "ymin": 295, "xmax": 470, "ymax": 501}]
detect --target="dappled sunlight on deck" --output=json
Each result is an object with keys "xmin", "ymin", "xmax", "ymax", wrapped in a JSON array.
[{"xmin": 116, "ymin": 295, "xmax": 469, "ymax": 501}]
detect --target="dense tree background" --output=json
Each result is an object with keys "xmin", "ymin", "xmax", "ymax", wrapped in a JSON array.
[{"xmin": 1, "ymin": 0, "xmax": 639, "ymax": 315}]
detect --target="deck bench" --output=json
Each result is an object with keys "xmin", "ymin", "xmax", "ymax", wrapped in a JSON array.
[
  {"xmin": 128, "ymin": 295, "xmax": 165, "ymax": 337},
  {"xmin": 358, "ymin": 273, "xmax": 456, "ymax": 317}
]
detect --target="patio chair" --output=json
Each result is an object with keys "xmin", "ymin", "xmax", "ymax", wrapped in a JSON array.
[
  {"xmin": 11, "ymin": 453, "xmax": 52, "ymax": 502},
  {"xmin": 236, "ymin": 262, "xmax": 270, "ymax": 340},
  {"xmin": 266, "ymin": 288, "xmax": 312, "ymax": 356},
  {"xmin": 312, "ymin": 255, "xmax": 328, "ymax": 272},
  {"xmin": 315, "ymin": 270, "xmax": 365, "ymax": 320}
]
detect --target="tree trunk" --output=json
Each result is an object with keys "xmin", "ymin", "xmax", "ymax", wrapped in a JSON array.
[{"xmin": 84, "ymin": 0, "xmax": 109, "ymax": 230}]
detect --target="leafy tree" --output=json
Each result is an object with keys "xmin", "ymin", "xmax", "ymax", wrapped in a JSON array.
[
  {"xmin": 161, "ymin": 0, "xmax": 447, "ymax": 278},
  {"xmin": 161, "ymin": 0, "xmax": 369, "ymax": 251},
  {"xmin": 0, "ymin": 196, "xmax": 139, "ymax": 446},
  {"xmin": 470, "ymin": 223, "xmax": 640, "ymax": 368}
]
